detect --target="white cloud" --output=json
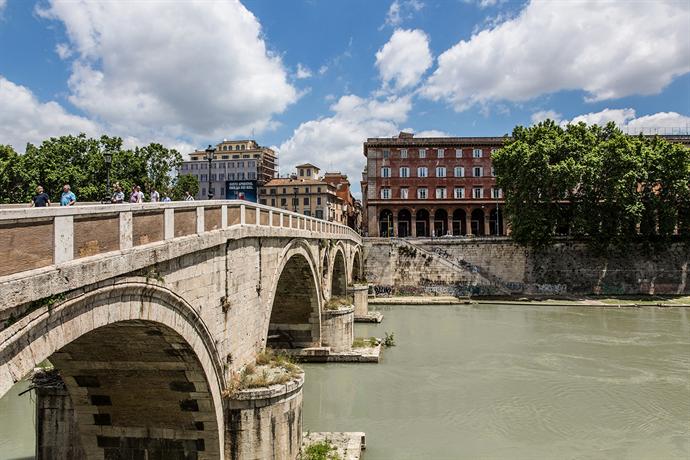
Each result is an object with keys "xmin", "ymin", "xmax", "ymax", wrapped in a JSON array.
[
  {"xmin": 382, "ymin": 0, "xmax": 424, "ymax": 29},
  {"xmin": 55, "ymin": 43, "xmax": 72, "ymax": 60},
  {"xmin": 0, "ymin": 0, "xmax": 6, "ymax": 13},
  {"xmin": 531, "ymin": 110, "xmax": 562, "ymax": 124},
  {"xmin": 376, "ymin": 29, "xmax": 432, "ymax": 90},
  {"xmin": 423, "ymin": 0, "xmax": 690, "ymax": 111},
  {"xmin": 37, "ymin": 0, "xmax": 298, "ymax": 143},
  {"xmin": 0, "ymin": 76, "xmax": 101, "ymax": 150},
  {"xmin": 414, "ymin": 129, "xmax": 449, "ymax": 137},
  {"xmin": 563, "ymin": 108, "xmax": 690, "ymax": 134},
  {"xmin": 277, "ymin": 94, "xmax": 413, "ymax": 197},
  {"xmin": 295, "ymin": 63, "xmax": 312, "ymax": 79},
  {"xmin": 318, "ymin": 65, "xmax": 329, "ymax": 76}
]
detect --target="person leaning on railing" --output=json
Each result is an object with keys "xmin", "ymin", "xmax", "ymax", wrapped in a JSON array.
[{"xmin": 30, "ymin": 185, "xmax": 51, "ymax": 207}]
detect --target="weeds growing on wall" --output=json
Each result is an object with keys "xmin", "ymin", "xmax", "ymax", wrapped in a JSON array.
[{"xmin": 300, "ymin": 439, "xmax": 341, "ymax": 460}]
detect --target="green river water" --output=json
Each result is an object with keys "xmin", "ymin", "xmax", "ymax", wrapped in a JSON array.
[{"xmin": 1, "ymin": 304, "xmax": 688, "ymax": 459}]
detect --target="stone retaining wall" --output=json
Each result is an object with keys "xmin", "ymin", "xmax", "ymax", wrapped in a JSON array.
[{"xmin": 365, "ymin": 238, "xmax": 690, "ymax": 296}]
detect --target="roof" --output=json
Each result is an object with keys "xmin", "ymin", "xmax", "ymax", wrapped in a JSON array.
[
  {"xmin": 295, "ymin": 163, "xmax": 320, "ymax": 169},
  {"xmin": 263, "ymin": 178, "xmax": 333, "ymax": 187}
]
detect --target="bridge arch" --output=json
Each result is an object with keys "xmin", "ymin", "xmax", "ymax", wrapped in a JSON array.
[
  {"xmin": 0, "ymin": 282, "xmax": 225, "ymax": 458},
  {"xmin": 330, "ymin": 246, "xmax": 348, "ymax": 297},
  {"xmin": 350, "ymin": 247, "xmax": 363, "ymax": 283},
  {"xmin": 265, "ymin": 239, "xmax": 322, "ymax": 348}
]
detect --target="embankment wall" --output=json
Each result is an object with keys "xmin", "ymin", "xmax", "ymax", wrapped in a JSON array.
[{"xmin": 364, "ymin": 238, "xmax": 689, "ymax": 296}]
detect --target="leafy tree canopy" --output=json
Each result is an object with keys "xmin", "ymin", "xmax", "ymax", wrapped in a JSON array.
[{"xmin": 493, "ymin": 120, "xmax": 690, "ymax": 249}]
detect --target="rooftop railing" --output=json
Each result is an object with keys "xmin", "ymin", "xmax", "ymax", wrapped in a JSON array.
[{"xmin": 0, "ymin": 200, "xmax": 360, "ymax": 278}]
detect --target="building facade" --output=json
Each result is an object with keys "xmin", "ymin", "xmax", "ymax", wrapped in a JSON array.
[
  {"xmin": 323, "ymin": 172, "xmax": 363, "ymax": 232},
  {"xmin": 259, "ymin": 164, "xmax": 345, "ymax": 224},
  {"xmin": 178, "ymin": 139, "xmax": 277, "ymax": 200},
  {"xmin": 362, "ymin": 132, "xmax": 506, "ymax": 237}
]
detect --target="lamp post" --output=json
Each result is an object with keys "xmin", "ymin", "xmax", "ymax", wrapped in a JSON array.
[
  {"xmin": 103, "ymin": 149, "xmax": 113, "ymax": 201},
  {"xmin": 205, "ymin": 145, "xmax": 215, "ymax": 200}
]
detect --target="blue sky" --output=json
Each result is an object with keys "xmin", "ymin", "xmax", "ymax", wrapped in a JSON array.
[{"xmin": 1, "ymin": 0, "xmax": 689, "ymax": 195}]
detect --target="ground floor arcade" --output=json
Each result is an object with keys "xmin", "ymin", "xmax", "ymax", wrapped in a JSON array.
[{"xmin": 369, "ymin": 204, "xmax": 506, "ymax": 237}]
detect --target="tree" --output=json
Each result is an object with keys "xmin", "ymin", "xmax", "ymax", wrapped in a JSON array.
[
  {"xmin": 172, "ymin": 173, "xmax": 199, "ymax": 201},
  {"xmin": 0, "ymin": 133, "xmax": 185, "ymax": 204},
  {"xmin": 494, "ymin": 120, "xmax": 690, "ymax": 248}
]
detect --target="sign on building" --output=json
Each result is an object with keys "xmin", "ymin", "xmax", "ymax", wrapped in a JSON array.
[{"xmin": 226, "ymin": 180, "xmax": 258, "ymax": 202}]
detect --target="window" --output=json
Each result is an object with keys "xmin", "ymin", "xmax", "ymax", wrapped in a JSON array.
[
  {"xmin": 248, "ymin": 172, "xmax": 256, "ymax": 179},
  {"xmin": 238, "ymin": 172, "xmax": 245, "ymax": 179},
  {"xmin": 260, "ymin": 198, "xmax": 266, "ymax": 205},
  {"xmin": 281, "ymin": 198, "xmax": 287, "ymax": 206},
  {"xmin": 201, "ymin": 174, "xmax": 207, "ymax": 181},
  {"xmin": 400, "ymin": 148, "xmax": 408, "ymax": 158},
  {"xmin": 315, "ymin": 209, "xmax": 324, "ymax": 219},
  {"xmin": 317, "ymin": 197, "xmax": 322, "ymax": 205},
  {"xmin": 455, "ymin": 148, "xmax": 463, "ymax": 158},
  {"xmin": 454, "ymin": 166, "xmax": 464, "ymax": 177},
  {"xmin": 491, "ymin": 167, "xmax": 495, "ymax": 177},
  {"xmin": 270, "ymin": 188, "xmax": 276, "ymax": 195},
  {"xmin": 382, "ymin": 149, "xmax": 390, "ymax": 159},
  {"xmin": 271, "ymin": 198, "xmax": 276, "ymax": 207},
  {"xmin": 260, "ymin": 188, "xmax": 267, "ymax": 195},
  {"xmin": 419, "ymin": 148, "xmax": 426, "ymax": 159},
  {"xmin": 400, "ymin": 187, "xmax": 409, "ymax": 199},
  {"xmin": 222, "ymin": 155, "xmax": 229, "ymax": 159},
  {"xmin": 201, "ymin": 188, "xmax": 206, "ymax": 196},
  {"xmin": 473, "ymin": 148, "xmax": 483, "ymax": 158},
  {"xmin": 211, "ymin": 174, "xmax": 216, "ymax": 181},
  {"xmin": 417, "ymin": 167, "xmax": 428, "ymax": 177},
  {"xmin": 229, "ymin": 173, "xmax": 235, "ymax": 180},
  {"xmin": 304, "ymin": 187, "xmax": 310, "ymax": 193},
  {"xmin": 299, "ymin": 169, "xmax": 304, "ymax": 176},
  {"xmin": 381, "ymin": 167, "xmax": 391, "ymax": 178},
  {"xmin": 473, "ymin": 187, "xmax": 483, "ymax": 199},
  {"xmin": 454, "ymin": 187, "xmax": 465, "ymax": 199},
  {"xmin": 381, "ymin": 188, "xmax": 391, "ymax": 199},
  {"xmin": 436, "ymin": 167, "xmax": 446, "ymax": 177},
  {"xmin": 400, "ymin": 167, "xmax": 409, "ymax": 178},
  {"xmin": 219, "ymin": 173, "xmax": 224, "ymax": 180},
  {"xmin": 473, "ymin": 166, "xmax": 483, "ymax": 177},
  {"xmin": 437, "ymin": 148, "xmax": 444, "ymax": 158},
  {"xmin": 241, "ymin": 145, "xmax": 246, "ymax": 150},
  {"xmin": 317, "ymin": 187, "xmax": 321, "ymax": 193},
  {"xmin": 282, "ymin": 188, "xmax": 287, "ymax": 194},
  {"xmin": 417, "ymin": 187, "xmax": 428, "ymax": 199},
  {"xmin": 304, "ymin": 210, "xmax": 311, "ymax": 217},
  {"xmin": 304, "ymin": 197, "xmax": 310, "ymax": 205},
  {"xmin": 435, "ymin": 187, "xmax": 447, "ymax": 199},
  {"xmin": 492, "ymin": 187, "xmax": 502, "ymax": 199}
]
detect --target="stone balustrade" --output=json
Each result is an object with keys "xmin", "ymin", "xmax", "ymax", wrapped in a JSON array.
[{"xmin": 0, "ymin": 200, "xmax": 359, "ymax": 279}]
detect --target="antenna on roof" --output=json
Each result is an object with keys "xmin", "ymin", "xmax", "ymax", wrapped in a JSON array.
[{"xmin": 251, "ymin": 128, "xmax": 255, "ymax": 139}]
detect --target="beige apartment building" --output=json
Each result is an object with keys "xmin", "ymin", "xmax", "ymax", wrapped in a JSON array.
[{"xmin": 259, "ymin": 164, "xmax": 346, "ymax": 224}]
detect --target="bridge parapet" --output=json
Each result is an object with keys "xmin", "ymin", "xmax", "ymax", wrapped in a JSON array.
[{"xmin": 0, "ymin": 200, "xmax": 359, "ymax": 279}]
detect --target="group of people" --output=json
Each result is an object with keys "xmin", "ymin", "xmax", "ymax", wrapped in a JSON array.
[
  {"xmin": 30, "ymin": 183, "xmax": 193, "ymax": 207},
  {"xmin": 30, "ymin": 184, "xmax": 76, "ymax": 207},
  {"xmin": 109, "ymin": 183, "xmax": 171, "ymax": 204}
]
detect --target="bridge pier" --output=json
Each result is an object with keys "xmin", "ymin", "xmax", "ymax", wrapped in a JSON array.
[
  {"xmin": 225, "ymin": 375, "xmax": 304, "ymax": 460},
  {"xmin": 350, "ymin": 284, "xmax": 383, "ymax": 323},
  {"xmin": 320, "ymin": 306, "xmax": 354, "ymax": 352}
]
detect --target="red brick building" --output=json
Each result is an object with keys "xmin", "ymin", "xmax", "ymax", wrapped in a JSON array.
[{"xmin": 361, "ymin": 132, "xmax": 507, "ymax": 237}]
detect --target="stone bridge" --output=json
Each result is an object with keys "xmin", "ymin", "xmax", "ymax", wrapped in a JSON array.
[{"xmin": 0, "ymin": 201, "xmax": 363, "ymax": 459}]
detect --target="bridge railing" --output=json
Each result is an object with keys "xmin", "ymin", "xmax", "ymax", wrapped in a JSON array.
[{"xmin": 0, "ymin": 200, "xmax": 360, "ymax": 278}]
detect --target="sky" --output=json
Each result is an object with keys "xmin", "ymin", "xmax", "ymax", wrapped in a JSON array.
[{"xmin": 1, "ymin": 0, "xmax": 689, "ymax": 197}]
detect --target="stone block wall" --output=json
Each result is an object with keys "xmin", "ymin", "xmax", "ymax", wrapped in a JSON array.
[
  {"xmin": 364, "ymin": 238, "xmax": 690, "ymax": 296},
  {"xmin": 321, "ymin": 307, "xmax": 354, "ymax": 352}
]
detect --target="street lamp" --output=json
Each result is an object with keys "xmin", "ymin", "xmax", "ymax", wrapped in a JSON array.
[
  {"xmin": 205, "ymin": 145, "xmax": 215, "ymax": 200},
  {"xmin": 103, "ymin": 149, "xmax": 113, "ymax": 201}
]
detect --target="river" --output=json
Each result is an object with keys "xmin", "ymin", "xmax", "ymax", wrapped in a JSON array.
[{"xmin": 1, "ymin": 304, "xmax": 688, "ymax": 459}]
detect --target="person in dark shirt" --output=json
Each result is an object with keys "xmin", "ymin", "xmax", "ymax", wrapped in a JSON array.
[{"xmin": 31, "ymin": 186, "xmax": 51, "ymax": 207}]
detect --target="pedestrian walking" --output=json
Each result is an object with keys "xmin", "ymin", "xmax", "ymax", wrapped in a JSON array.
[
  {"xmin": 30, "ymin": 185, "xmax": 51, "ymax": 207},
  {"xmin": 150, "ymin": 188, "xmax": 160, "ymax": 203},
  {"xmin": 130, "ymin": 185, "xmax": 144, "ymax": 203},
  {"xmin": 184, "ymin": 191, "xmax": 194, "ymax": 201},
  {"xmin": 60, "ymin": 184, "xmax": 76, "ymax": 206},
  {"xmin": 111, "ymin": 184, "xmax": 125, "ymax": 203},
  {"xmin": 162, "ymin": 194, "xmax": 171, "ymax": 203}
]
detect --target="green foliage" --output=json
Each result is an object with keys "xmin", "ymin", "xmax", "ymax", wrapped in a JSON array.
[
  {"xmin": 0, "ymin": 134, "xmax": 183, "ymax": 203},
  {"xmin": 172, "ymin": 173, "xmax": 200, "ymax": 200},
  {"xmin": 301, "ymin": 440, "xmax": 340, "ymax": 460},
  {"xmin": 383, "ymin": 332, "xmax": 396, "ymax": 347},
  {"xmin": 493, "ymin": 121, "xmax": 690, "ymax": 249}
]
